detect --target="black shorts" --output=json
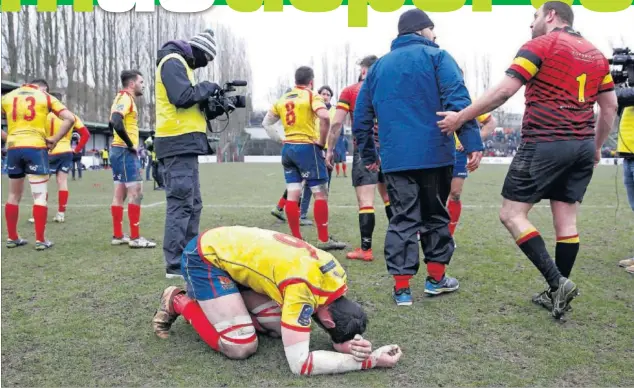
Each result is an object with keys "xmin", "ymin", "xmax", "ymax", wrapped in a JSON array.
[
  {"xmin": 502, "ymin": 139, "xmax": 595, "ymax": 204},
  {"xmin": 352, "ymin": 149, "xmax": 385, "ymax": 187}
]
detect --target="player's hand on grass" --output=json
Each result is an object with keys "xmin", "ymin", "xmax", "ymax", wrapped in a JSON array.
[
  {"xmin": 333, "ymin": 334, "xmax": 372, "ymax": 362},
  {"xmin": 436, "ymin": 111, "xmax": 463, "ymax": 134},
  {"xmin": 372, "ymin": 345, "xmax": 403, "ymax": 368},
  {"xmin": 467, "ymin": 151, "xmax": 483, "ymax": 172}
]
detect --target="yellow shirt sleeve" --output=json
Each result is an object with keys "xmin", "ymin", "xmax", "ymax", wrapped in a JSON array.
[
  {"xmin": 311, "ymin": 94, "xmax": 327, "ymax": 113},
  {"xmin": 271, "ymin": 101, "xmax": 280, "ymax": 117},
  {"xmin": 49, "ymin": 95, "xmax": 68, "ymax": 116},
  {"xmin": 111, "ymin": 94, "xmax": 132, "ymax": 118},
  {"xmin": 281, "ymin": 283, "xmax": 317, "ymax": 332},
  {"xmin": 74, "ymin": 115, "xmax": 85, "ymax": 130}
]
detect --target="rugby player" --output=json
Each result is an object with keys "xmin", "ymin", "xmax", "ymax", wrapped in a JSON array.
[
  {"xmin": 262, "ymin": 67, "xmax": 346, "ymax": 250},
  {"xmin": 28, "ymin": 92, "xmax": 90, "ymax": 224},
  {"xmin": 326, "ymin": 55, "xmax": 392, "ymax": 262},
  {"xmin": 108, "ymin": 70, "xmax": 156, "ymax": 248},
  {"xmin": 437, "ymin": 2, "xmax": 618, "ymax": 318},
  {"xmin": 152, "ymin": 226, "xmax": 403, "ymax": 375},
  {"xmin": 1, "ymin": 79, "xmax": 76, "ymax": 249}
]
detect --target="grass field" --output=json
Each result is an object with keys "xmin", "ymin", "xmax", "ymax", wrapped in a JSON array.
[{"xmin": 1, "ymin": 163, "xmax": 633, "ymax": 387}]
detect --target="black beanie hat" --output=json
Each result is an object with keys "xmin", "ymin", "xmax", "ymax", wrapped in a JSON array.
[{"xmin": 398, "ymin": 8, "xmax": 434, "ymax": 36}]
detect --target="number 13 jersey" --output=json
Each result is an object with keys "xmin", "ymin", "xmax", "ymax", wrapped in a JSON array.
[
  {"xmin": 271, "ymin": 86, "xmax": 327, "ymax": 144},
  {"xmin": 197, "ymin": 226, "xmax": 348, "ymax": 332}
]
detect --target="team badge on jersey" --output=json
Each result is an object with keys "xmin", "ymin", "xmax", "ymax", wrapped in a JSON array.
[
  {"xmin": 297, "ymin": 304, "xmax": 314, "ymax": 327},
  {"xmin": 115, "ymin": 103, "xmax": 125, "ymax": 111},
  {"xmin": 319, "ymin": 260, "xmax": 337, "ymax": 274},
  {"xmin": 217, "ymin": 276, "xmax": 235, "ymax": 290}
]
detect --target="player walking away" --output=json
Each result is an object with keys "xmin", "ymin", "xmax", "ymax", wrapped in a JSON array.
[
  {"xmin": 354, "ymin": 10, "xmax": 484, "ymax": 306},
  {"xmin": 108, "ymin": 70, "xmax": 156, "ymax": 249},
  {"xmin": 327, "ymin": 55, "xmax": 392, "ymax": 262},
  {"xmin": 437, "ymin": 2, "xmax": 618, "ymax": 319},
  {"xmin": 262, "ymin": 67, "xmax": 346, "ymax": 251},
  {"xmin": 28, "ymin": 92, "xmax": 90, "ymax": 224},
  {"xmin": 1, "ymin": 80, "xmax": 76, "ymax": 250},
  {"xmin": 152, "ymin": 226, "xmax": 402, "ymax": 375},
  {"xmin": 448, "ymin": 111, "xmax": 497, "ymax": 244}
]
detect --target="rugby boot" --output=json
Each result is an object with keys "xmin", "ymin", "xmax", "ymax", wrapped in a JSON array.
[
  {"xmin": 532, "ymin": 289, "xmax": 573, "ymax": 312},
  {"xmin": 626, "ymin": 265, "xmax": 634, "ymax": 275},
  {"xmin": 53, "ymin": 212, "xmax": 65, "ymax": 223},
  {"xmin": 271, "ymin": 207, "xmax": 286, "ymax": 222},
  {"xmin": 424, "ymin": 275, "xmax": 460, "ymax": 296},
  {"xmin": 551, "ymin": 277, "xmax": 578, "ymax": 319},
  {"xmin": 392, "ymin": 287, "xmax": 413, "ymax": 306},
  {"xmin": 7, "ymin": 237, "xmax": 28, "ymax": 248},
  {"xmin": 112, "ymin": 234, "xmax": 130, "ymax": 246},
  {"xmin": 129, "ymin": 237, "xmax": 157, "ymax": 249},
  {"xmin": 346, "ymin": 248, "xmax": 373, "ymax": 262},
  {"xmin": 618, "ymin": 258, "xmax": 634, "ymax": 268},
  {"xmin": 317, "ymin": 235, "xmax": 347, "ymax": 251},
  {"xmin": 300, "ymin": 217, "xmax": 313, "ymax": 226},
  {"xmin": 152, "ymin": 286, "xmax": 186, "ymax": 339},
  {"xmin": 35, "ymin": 240, "xmax": 54, "ymax": 251}
]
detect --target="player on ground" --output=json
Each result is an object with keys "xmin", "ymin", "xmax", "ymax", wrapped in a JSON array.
[
  {"xmin": 1, "ymin": 79, "xmax": 76, "ymax": 250},
  {"xmin": 327, "ymin": 56, "xmax": 392, "ymax": 262},
  {"xmin": 109, "ymin": 70, "xmax": 156, "ymax": 248},
  {"xmin": 262, "ymin": 67, "xmax": 346, "ymax": 251},
  {"xmin": 28, "ymin": 92, "xmax": 90, "ymax": 224},
  {"xmin": 437, "ymin": 2, "xmax": 618, "ymax": 319},
  {"xmin": 152, "ymin": 226, "xmax": 402, "ymax": 375},
  {"xmin": 448, "ymin": 111, "xmax": 497, "ymax": 242}
]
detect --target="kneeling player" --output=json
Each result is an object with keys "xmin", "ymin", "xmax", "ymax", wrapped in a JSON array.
[
  {"xmin": 152, "ymin": 226, "xmax": 402, "ymax": 375},
  {"xmin": 1, "ymin": 80, "xmax": 75, "ymax": 249}
]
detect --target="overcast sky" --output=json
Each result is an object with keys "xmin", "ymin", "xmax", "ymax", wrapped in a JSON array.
[{"xmin": 203, "ymin": 5, "xmax": 634, "ymax": 112}]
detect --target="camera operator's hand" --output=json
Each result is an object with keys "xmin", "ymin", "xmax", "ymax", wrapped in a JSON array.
[{"xmin": 201, "ymin": 81, "xmax": 221, "ymax": 98}]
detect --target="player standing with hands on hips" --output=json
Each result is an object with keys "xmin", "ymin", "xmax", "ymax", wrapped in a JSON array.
[
  {"xmin": 437, "ymin": 2, "xmax": 619, "ymax": 319},
  {"xmin": 353, "ymin": 9, "xmax": 484, "ymax": 306}
]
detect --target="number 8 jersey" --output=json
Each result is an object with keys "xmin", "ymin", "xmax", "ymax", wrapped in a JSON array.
[
  {"xmin": 271, "ymin": 86, "xmax": 327, "ymax": 144},
  {"xmin": 1, "ymin": 84, "xmax": 68, "ymax": 149},
  {"xmin": 196, "ymin": 226, "xmax": 348, "ymax": 332}
]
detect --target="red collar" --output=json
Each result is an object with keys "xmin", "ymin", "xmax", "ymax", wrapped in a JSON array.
[
  {"xmin": 22, "ymin": 84, "xmax": 39, "ymax": 90},
  {"xmin": 118, "ymin": 90, "xmax": 135, "ymax": 98}
]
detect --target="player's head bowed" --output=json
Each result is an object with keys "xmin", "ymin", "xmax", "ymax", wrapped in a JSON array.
[
  {"xmin": 531, "ymin": 1, "xmax": 574, "ymax": 39},
  {"xmin": 314, "ymin": 296, "xmax": 368, "ymax": 344}
]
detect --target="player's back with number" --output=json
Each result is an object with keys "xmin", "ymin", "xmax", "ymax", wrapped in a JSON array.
[
  {"xmin": 273, "ymin": 87, "xmax": 323, "ymax": 144},
  {"xmin": 198, "ymin": 226, "xmax": 347, "ymax": 303},
  {"xmin": 510, "ymin": 28, "xmax": 613, "ymax": 141},
  {"xmin": 1, "ymin": 85, "xmax": 64, "ymax": 149}
]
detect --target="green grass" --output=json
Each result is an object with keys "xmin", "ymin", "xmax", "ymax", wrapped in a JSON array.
[{"xmin": 2, "ymin": 163, "xmax": 633, "ymax": 387}]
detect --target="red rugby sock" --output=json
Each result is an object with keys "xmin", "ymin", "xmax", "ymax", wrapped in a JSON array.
[
  {"xmin": 58, "ymin": 190, "xmax": 69, "ymax": 213},
  {"xmin": 5, "ymin": 203, "xmax": 19, "ymax": 241}
]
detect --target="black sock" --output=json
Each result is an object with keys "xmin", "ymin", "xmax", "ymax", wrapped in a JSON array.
[
  {"xmin": 359, "ymin": 207, "xmax": 375, "ymax": 251},
  {"xmin": 384, "ymin": 202, "xmax": 393, "ymax": 221},
  {"xmin": 555, "ymin": 234, "xmax": 580, "ymax": 278},
  {"xmin": 516, "ymin": 228, "xmax": 562, "ymax": 289}
]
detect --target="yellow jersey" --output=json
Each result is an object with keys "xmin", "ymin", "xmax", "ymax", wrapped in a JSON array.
[
  {"xmin": 455, "ymin": 112, "xmax": 492, "ymax": 150},
  {"xmin": 110, "ymin": 91, "xmax": 139, "ymax": 148},
  {"xmin": 197, "ymin": 226, "xmax": 348, "ymax": 332},
  {"xmin": 617, "ymin": 107, "xmax": 634, "ymax": 156},
  {"xmin": 48, "ymin": 112, "xmax": 86, "ymax": 155},
  {"xmin": 1, "ymin": 84, "xmax": 68, "ymax": 149},
  {"xmin": 271, "ymin": 86, "xmax": 327, "ymax": 144},
  {"xmin": 315, "ymin": 105, "xmax": 337, "ymax": 150}
]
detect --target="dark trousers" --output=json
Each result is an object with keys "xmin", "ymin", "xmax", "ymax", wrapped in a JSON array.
[
  {"xmin": 146, "ymin": 154, "xmax": 153, "ymax": 181},
  {"xmin": 161, "ymin": 155, "xmax": 202, "ymax": 270},
  {"xmin": 71, "ymin": 158, "xmax": 82, "ymax": 179},
  {"xmin": 384, "ymin": 166, "xmax": 454, "ymax": 276}
]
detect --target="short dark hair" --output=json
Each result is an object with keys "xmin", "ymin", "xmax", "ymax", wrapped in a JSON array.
[
  {"xmin": 295, "ymin": 66, "xmax": 314, "ymax": 86},
  {"xmin": 543, "ymin": 1, "xmax": 574, "ymax": 26},
  {"xmin": 50, "ymin": 92, "xmax": 63, "ymax": 100},
  {"xmin": 318, "ymin": 85, "xmax": 333, "ymax": 97},
  {"xmin": 120, "ymin": 70, "xmax": 143, "ymax": 87},
  {"xmin": 315, "ymin": 296, "xmax": 368, "ymax": 344},
  {"xmin": 29, "ymin": 79, "xmax": 49, "ymax": 91},
  {"xmin": 358, "ymin": 55, "xmax": 378, "ymax": 69}
]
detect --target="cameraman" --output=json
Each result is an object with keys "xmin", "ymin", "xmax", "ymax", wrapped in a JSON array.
[
  {"xmin": 616, "ymin": 81, "xmax": 634, "ymax": 273},
  {"xmin": 155, "ymin": 29, "xmax": 219, "ymax": 279}
]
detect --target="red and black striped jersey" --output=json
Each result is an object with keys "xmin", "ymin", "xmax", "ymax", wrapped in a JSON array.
[
  {"xmin": 337, "ymin": 81, "xmax": 379, "ymax": 148},
  {"xmin": 506, "ymin": 27, "xmax": 614, "ymax": 143}
]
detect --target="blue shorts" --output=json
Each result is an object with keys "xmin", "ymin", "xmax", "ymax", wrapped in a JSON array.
[
  {"xmin": 110, "ymin": 146, "xmax": 141, "ymax": 183},
  {"xmin": 454, "ymin": 150, "xmax": 468, "ymax": 179},
  {"xmin": 181, "ymin": 236, "xmax": 246, "ymax": 301},
  {"xmin": 49, "ymin": 152, "xmax": 73, "ymax": 174},
  {"xmin": 281, "ymin": 143, "xmax": 329, "ymax": 186},
  {"xmin": 5, "ymin": 148, "xmax": 49, "ymax": 178},
  {"xmin": 334, "ymin": 151, "xmax": 345, "ymax": 163}
]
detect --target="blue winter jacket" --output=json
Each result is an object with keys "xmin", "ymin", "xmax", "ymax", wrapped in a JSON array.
[{"xmin": 352, "ymin": 34, "xmax": 483, "ymax": 173}]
